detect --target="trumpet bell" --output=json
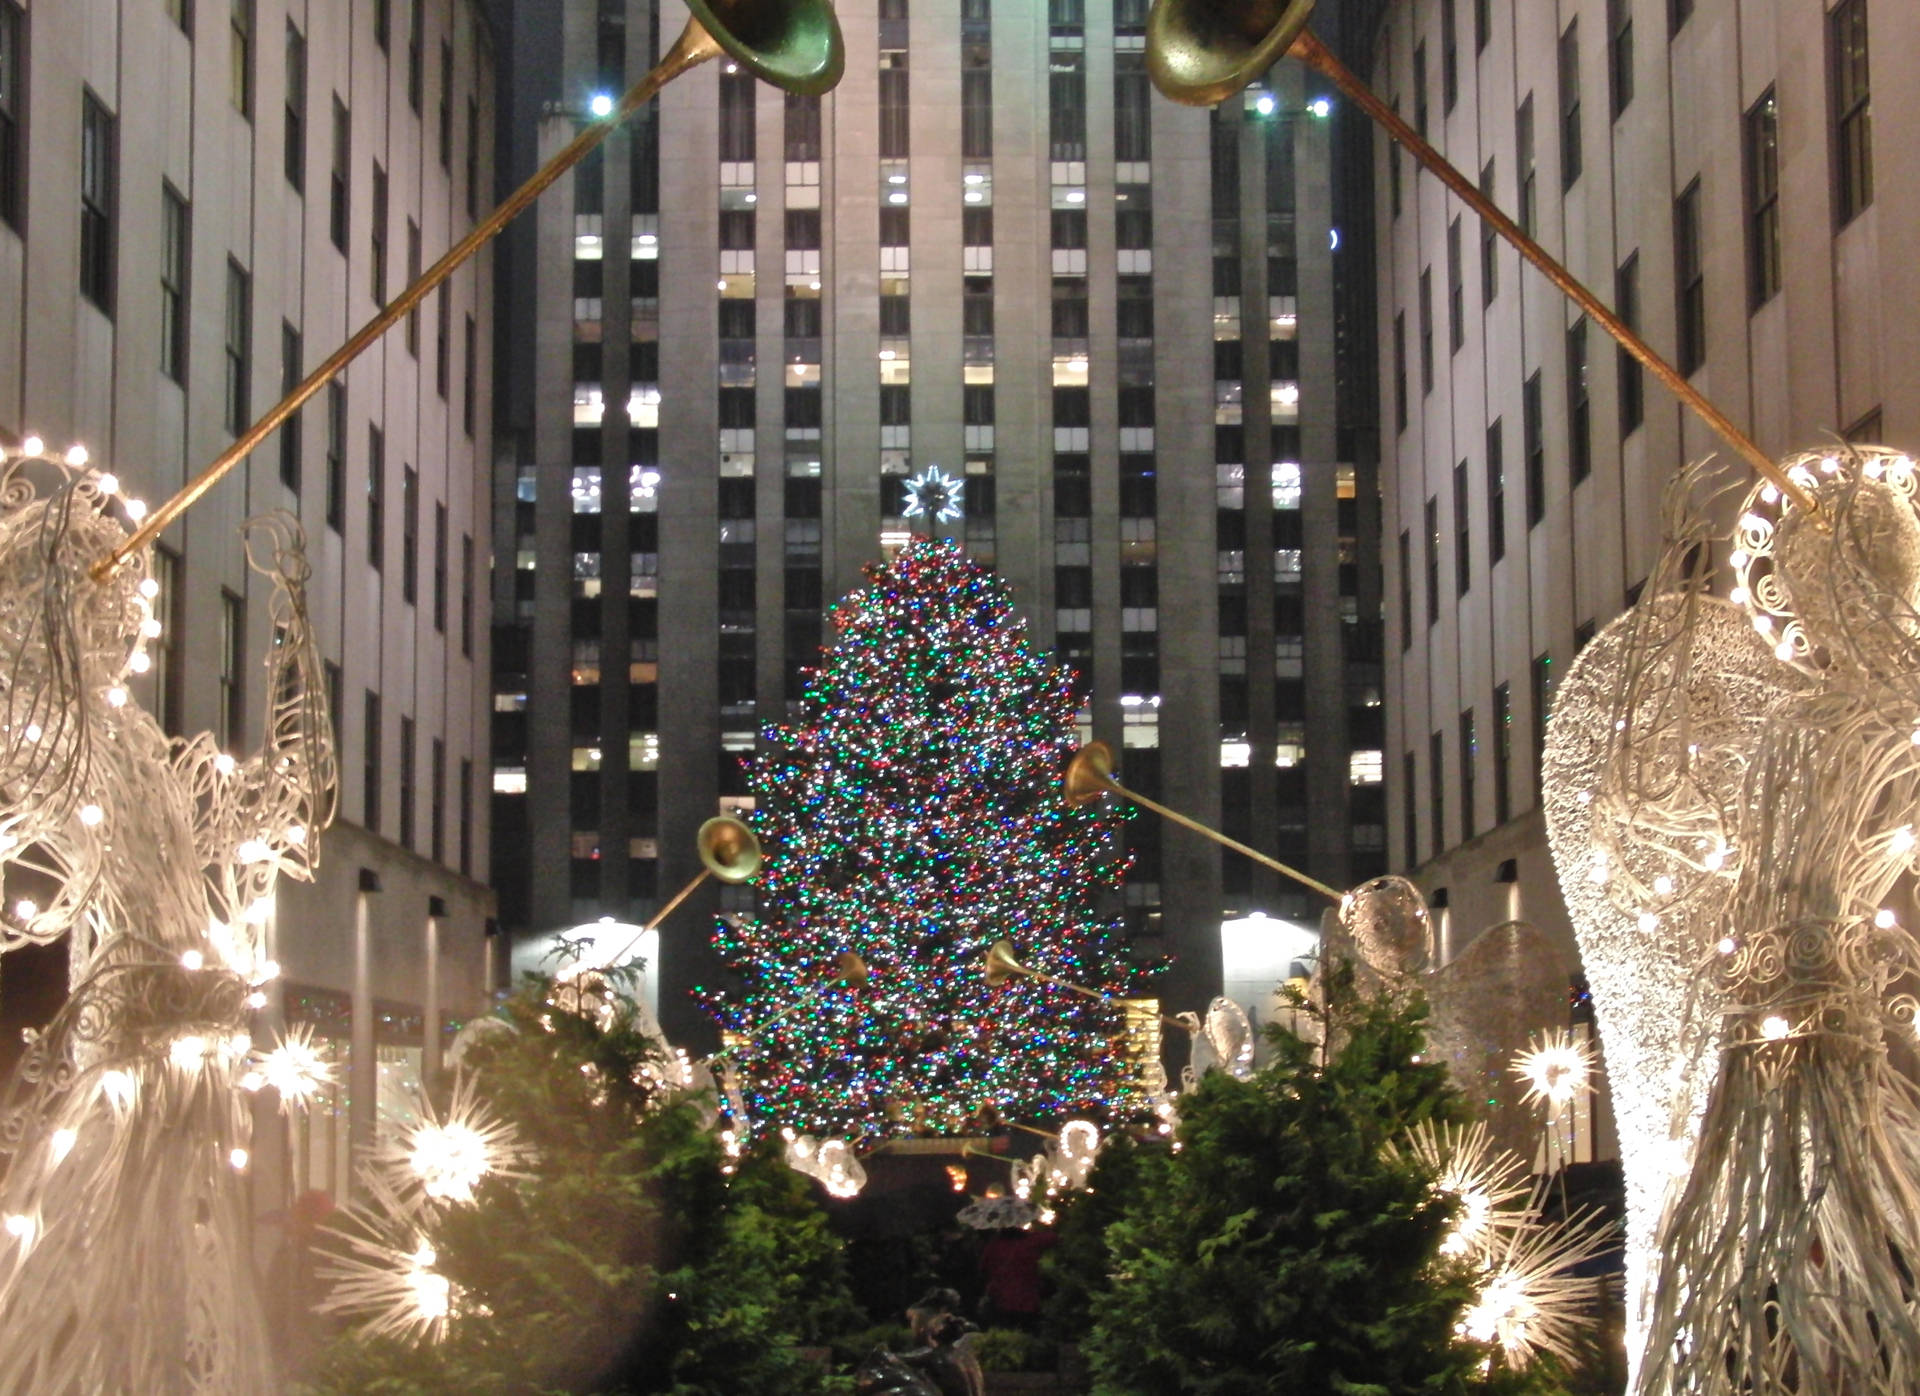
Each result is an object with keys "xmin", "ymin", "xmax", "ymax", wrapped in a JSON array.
[
  {"xmin": 835, "ymin": 951, "xmax": 870, "ymax": 987},
  {"xmin": 698, "ymin": 815, "xmax": 764, "ymax": 884},
  {"xmin": 1146, "ymin": 0, "xmax": 1317, "ymax": 107},
  {"xmin": 686, "ymin": 0, "xmax": 845, "ymax": 97},
  {"xmin": 1063, "ymin": 741, "xmax": 1119, "ymax": 808},
  {"xmin": 984, "ymin": 938, "xmax": 1027, "ymax": 988}
]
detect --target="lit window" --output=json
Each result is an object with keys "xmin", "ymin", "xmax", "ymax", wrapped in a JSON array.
[
  {"xmin": 493, "ymin": 767, "xmax": 527, "ymax": 794},
  {"xmin": 1350, "ymin": 750, "xmax": 1385, "ymax": 785},
  {"xmin": 571, "ymin": 746, "xmax": 602, "ymax": 772},
  {"xmin": 1220, "ymin": 739, "xmax": 1251, "ymax": 768}
]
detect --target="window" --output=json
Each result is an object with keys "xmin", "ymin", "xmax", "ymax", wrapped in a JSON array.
[
  {"xmin": 462, "ymin": 314, "xmax": 475, "ymax": 435},
  {"xmin": 1446, "ymin": 217, "xmax": 1464, "ymax": 354},
  {"xmin": 430, "ymin": 736, "xmax": 445, "ymax": 863},
  {"xmin": 402, "ymin": 465, "xmax": 419, "ymax": 604},
  {"xmin": 367, "ymin": 425, "xmax": 385, "ymax": 569},
  {"xmin": 1475, "ymin": 0, "xmax": 1491, "ymax": 52},
  {"xmin": 1402, "ymin": 750, "xmax": 1417, "ymax": 867},
  {"xmin": 437, "ymin": 39, "xmax": 452, "ymax": 169},
  {"xmin": 1453, "ymin": 459, "xmax": 1470, "ymax": 596},
  {"xmin": 1524, "ymin": 370, "xmax": 1544, "ymax": 526},
  {"xmin": 458, "ymin": 756, "xmax": 472, "ymax": 875},
  {"xmin": 1746, "ymin": 90, "xmax": 1781, "ymax": 305},
  {"xmin": 1486, "ymin": 419, "xmax": 1506, "ymax": 563},
  {"xmin": 374, "ymin": 0, "xmax": 390, "ymax": 51},
  {"xmin": 1616, "ymin": 255, "xmax": 1643, "ymax": 434},
  {"xmin": 363, "ymin": 691, "xmax": 382, "ymax": 832},
  {"xmin": 407, "ymin": 0, "xmax": 423, "ymax": 115},
  {"xmin": 1531, "ymin": 651, "xmax": 1554, "ymax": 779},
  {"xmin": 151, "ymin": 547, "xmax": 185, "ymax": 737},
  {"xmin": 1393, "ymin": 312, "xmax": 1408, "ymax": 433},
  {"xmin": 1607, "ymin": 0, "xmax": 1633, "ymax": 117},
  {"xmin": 1493, "ymin": 681, "xmax": 1512, "ymax": 824},
  {"xmin": 963, "ymin": 65, "xmax": 993, "ymax": 161},
  {"xmin": 1566, "ymin": 318, "xmax": 1590, "ymax": 484},
  {"xmin": 161, "ymin": 186, "xmax": 190, "ymax": 384},
  {"xmin": 786, "ymin": 91, "xmax": 822, "ymax": 162},
  {"xmin": 285, "ymin": 23, "xmax": 306, "ymax": 190},
  {"xmin": 1516, "ymin": 96, "xmax": 1536, "ymax": 236},
  {"xmin": 433, "ymin": 500, "xmax": 447, "ymax": 631},
  {"xmin": 719, "ymin": 68, "xmax": 755, "ymax": 162},
  {"xmin": 434, "ymin": 283, "xmax": 449, "ymax": 397},
  {"xmin": 81, "ymin": 93, "xmax": 116, "ymax": 313},
  {"xmin": 1558, "ymin": 20, "xmax": 1581, "ymax": 188},
  {"xmin": 465, "ymin": 96, "xmax": 479, "ymax": 219},
  {"xmin": 1413, "ymin": 42, "xmax": 1427, "ymax": 139},
  {"xmin": 370, "ymin": 163, "xmax": 387, "ymax": 303},
  {"xmin": 1048, "ymin": 49, "xmax": 1084, "ymax": 162},
  {"xmin": 326, "ymin": 100, "xmax": 350, "ymax": 252},
  {"xmin": 279, "ymin": 323, "xmax": 302, "ymax": 490},
  {"xmin": 1418, "ymin": 269, "xmax": 1433, "ymax": 395},
  {"xmin": 1479, "ymin": 160, "xmax": 1498, "ymax": 305},
  {"xmin": 224, "ymin": 260, "xmax": 250, "ymax": 434},
  {"xmin": 1459, "ymin": 709, "xmax": 1477, "ymax": 840},
  {"xmin": 1390, "ymin": 102, "xmax": 1402, "ymax": 218},
  {"xmin": 0, "ymin": 1, "xmax": 19, "ymax": 230},
  {"xmin": 399, "ymin": 715, "xmax": 416, "ymax": 849},
  {"xmin": 1674, "ymin": 178, "xmax": 1705, "ymax": 375},
  {"xmin": 1429, "ymin": 729, "xmax": 1446, "ymax": 857},
  {"xmin": 1114, "ymin": 51, "xmax": 1149, "ymax": 162},
  {"xmin": 405, "ymin": 220, "xmax": 421, "ymax": 353},
  {"xmin": 325, "ymin": 379, "xmax": 346, "ymax": 530},
  {"xmin": 219, "ymin": 590, "xmax": 245, "ymax": 750},
  {"xmin": 1669, "ymin": 0, "xmax": 1691, "ymax": 35},
  {"xmin": 1399, "ymin": 529, "xmax": 1413, "ymax": 651},
  {"xmin": 1831, "ymin": 0, "xmax": 1872, "ymax": 225},
  {"xmin": 460, "ymin": 533, "xmax": 474, "ymax": 657},
  {"xmin": 1441, "ymin": 0, "xmax": 1458, "ymax": 114},
  {"xmin": 881, "ymin": 51, "xmax": 911, "ymax": 160},
  {"xmin": 166, "ymin": 0, "xmax": 190, "ymax": 31},
  {"xmin": 231, "ymin": 0, "xmax": 253, "ymax": 117},
  {"xmin": 1425, "ymin": 495, "xmax": 1440, "ymax": 626}
]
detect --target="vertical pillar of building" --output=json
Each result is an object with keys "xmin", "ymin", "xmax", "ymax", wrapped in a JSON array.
[
  {"xmin": 655, "ymin": 0, "xmax": 724, "ymax": 1044},
  {"xmin": 1295, "ymin": 77, "xmax": 1350, "ymax": 896},
  {"xmin": 825, "ymin": 16, "xmax": 881, "ymax": 600},
  {"xmin": 1149, "ymin": 91, "xmax": 1222, "ymax": 1019},
  {"xmin": 599, "ymin": 99, "xmax": 635, "ymax": 916}
]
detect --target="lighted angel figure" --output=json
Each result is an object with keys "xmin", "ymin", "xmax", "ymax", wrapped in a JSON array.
[
  {"xmin": 0, "ymin": 450, "xmax": 334, "ymax": 1395},
  {"xmin": 1548, "ymin": 448, "xmax": 1920, "ymax": 1394},
  {"xmin": 1175, "ymin": 995, "xmax": 1255, "ymax": 1090}
]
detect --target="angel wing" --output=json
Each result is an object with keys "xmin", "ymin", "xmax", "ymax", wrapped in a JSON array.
[
  {"xmin": 1201, "ymin": 996, "xmax": 1255, "ymax": 1079},
  {"xmin": 1543, "ymin": 583, "xmax": 1802, "ymax": 1372}
]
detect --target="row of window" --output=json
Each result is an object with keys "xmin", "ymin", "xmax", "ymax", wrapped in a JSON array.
[{"xmin": 360, "ymin": 688, "xmax": 475, "ymax": 873}]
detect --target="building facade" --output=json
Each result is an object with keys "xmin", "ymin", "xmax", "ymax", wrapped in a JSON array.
[
  {"xmin": 491, "ymin": 0, "xmax": 1387, "ymax": 1045},
  {"xmin": 1375, "ymin": 0, "xmax": 1912, "ymax": 1124},
  {"xmin": 0, "ymin": 0, "xmax": 498, "ymax": 1206}
]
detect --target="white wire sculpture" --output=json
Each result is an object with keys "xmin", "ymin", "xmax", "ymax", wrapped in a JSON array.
[
  {"xmin": 1546, "ymin": 448, "xmax": 1920, "ymax": 1393},
  {"xmin": 0, "ymin": 449, "xmax": 335, "ymax": 1394}
]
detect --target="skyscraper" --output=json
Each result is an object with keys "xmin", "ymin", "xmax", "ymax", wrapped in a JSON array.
[{"xmin": 492, "ymin": 0, "xmax": 1384, "ymax": 1044}]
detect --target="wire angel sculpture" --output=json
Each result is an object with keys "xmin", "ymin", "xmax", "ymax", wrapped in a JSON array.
[
  {"xmin": 1546, "ymin": 448, "xmax": 1920, "ymax": 1393},
  {"xmin": 0, "ymin": 451, "xmax": 335, "ymax": 1394}
]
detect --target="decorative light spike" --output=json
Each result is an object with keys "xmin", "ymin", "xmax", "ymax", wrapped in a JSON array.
[
  {"xmin": 250, "ymin": 1024, "xmax": 334, "ymax": 1113},
  {"xmin": 371, "ymin": 1074, "xmax": 530, "ymax": 1208},
  {"xmin": 1510, "ymin": 1028, "xmax": 1597, "ymax": 1115}
]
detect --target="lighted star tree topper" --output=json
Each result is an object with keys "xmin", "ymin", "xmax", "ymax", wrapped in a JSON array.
[{"xmin": 707, "ymin": 539, "xmax": 1139, "ymax": 1142}]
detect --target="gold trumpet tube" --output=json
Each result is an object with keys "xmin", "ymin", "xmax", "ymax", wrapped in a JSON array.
[
  {"xmin": 984, "ymin": 938, "xmax": 1189, "ymax": 1032},
  {"xmin": 94, "ymin": 0, "xmax": 845, "ymax": 579},
  {"xmin": 1066, "ymin": 741, "xmax": 1343, "ymax": 902},
  {"xmin": 1141, "ymin": 0, "xmax": 1814, "ymax": 518},
  {"xmin": 564, "ymin": 815, "xmax": 762, "ymax": 976}
]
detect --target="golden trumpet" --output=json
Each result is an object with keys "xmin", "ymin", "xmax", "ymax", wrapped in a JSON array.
[
  {"xmin": 1065, "ymin": 741, "xmax": 1342, "ymax": 902},
  {"xmin": 982, "ymin": 937, "xmax": 1187, "ymax": 1031},
  {"xmin": 1139, "ymin": 0, "xmax": 1808, "ymax": 515},
  {"xmin": 95, "ymin": 0, "xmax": 846, "ymax": 579}
]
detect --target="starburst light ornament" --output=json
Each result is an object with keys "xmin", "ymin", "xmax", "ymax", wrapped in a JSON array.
[
  {"xmin": 1510, "ymin": 1028, "xmax": 1596, "ymax": 1115},
  {"xmin": 243, "ymin": 1023, "xmax": 335, "ymax": 1111},
  {"xmin": 374, "ymin": 1075, "xmax": 532, "ymax": 1207},
  {"xmin": 901, "ymin": 465, "xmax": 965, "ymax": 525},
  {"xmin": 317, "ymin": 1175, "xmax": 471, "ymax": 1345}
]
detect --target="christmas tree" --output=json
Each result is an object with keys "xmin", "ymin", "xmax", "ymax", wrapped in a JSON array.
[{"xmin": 708, "ymin": 539, "xmax": 1139, "ymax": 1142}]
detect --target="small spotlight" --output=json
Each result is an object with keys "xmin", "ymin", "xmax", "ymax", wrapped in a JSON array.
[
  {"xmin": 1254, "ymin": 93, "xmax": 1276, "ymax": 116},
  {"xmin": 1309, "ymin": 97, "xmax": 1332, "ymax": 118},
  {"xmin": 589, "ymin": 94, "xmax": 615, "ymax": 119}
]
